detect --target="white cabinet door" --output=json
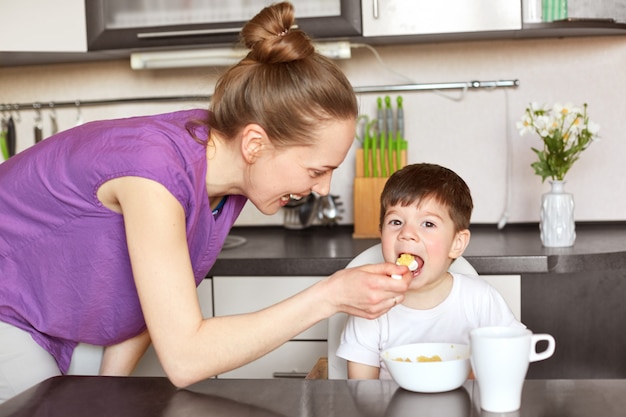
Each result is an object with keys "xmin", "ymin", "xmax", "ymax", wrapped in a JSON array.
[
  {"xmin": 218, "ymin": 341, "xmax": 327, "ymax": 379},
  {"xmin": 213, "ymin": 276, "xmax": 327, "ymax": 379},
  {"xmin": 131, "ymin": 278, "xmax": 214, "ymax": 377},
  {"xmin": 0, "ymin": 0, "xmax": 87, "ymax": 52},
  {"xmin": 213, "ymin": 276, "xmax": 327, "ymax": 340},
  {"xmin": 361, "ymin": 0, "xmax": 522, "ymax": 37}
]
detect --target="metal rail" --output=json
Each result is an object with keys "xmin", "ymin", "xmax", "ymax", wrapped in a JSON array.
[{"xmin": 1, "ymin": 79, "xmax": 519, "ymax": 112}]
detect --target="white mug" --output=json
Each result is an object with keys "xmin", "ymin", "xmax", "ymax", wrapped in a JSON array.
[{"xmin": 470, "ymin": 326, "xmax": 555, "ymax": 413}]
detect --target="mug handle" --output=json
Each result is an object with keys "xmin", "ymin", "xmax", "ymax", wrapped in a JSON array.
[{"xmin": 530, "ymin": 334, "xmax": 556, "ymax": 362}]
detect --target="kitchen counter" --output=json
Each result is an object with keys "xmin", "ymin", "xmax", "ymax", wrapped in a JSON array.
[
  {"xmin": 210, "ymin": 223, "xmax": 626, "ymax": 380},
  {"xmin": 3, "ymin": 376, "xmax": 626, "ymax": 417},
  {"xmin": 210, "ymin": 223, "xmax": 626, "ymax": 276}
]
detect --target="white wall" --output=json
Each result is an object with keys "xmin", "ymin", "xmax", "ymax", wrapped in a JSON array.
[{"xmin": 1, "ymin": 35, "xmax": 624, "ymax": 226}]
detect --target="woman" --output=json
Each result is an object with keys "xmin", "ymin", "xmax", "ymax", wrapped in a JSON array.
[{"xmin": 0, "ymin": 2, "xmax": 410, "ymax": 402}]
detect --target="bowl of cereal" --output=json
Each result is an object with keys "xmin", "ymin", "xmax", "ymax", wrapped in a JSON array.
[{"xmin": 381, "ymin": 343, "xmax": 470, "ymax": 393}]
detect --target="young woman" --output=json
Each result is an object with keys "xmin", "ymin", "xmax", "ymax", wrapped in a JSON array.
[{"xmin": 0, "ymin": 2, "xmax": 411, "ymax": 402}]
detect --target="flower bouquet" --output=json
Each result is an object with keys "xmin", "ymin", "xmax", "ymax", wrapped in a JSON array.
[{"xmin": 517, "ymin": 102, "xmax": 599, "ymax": 182}]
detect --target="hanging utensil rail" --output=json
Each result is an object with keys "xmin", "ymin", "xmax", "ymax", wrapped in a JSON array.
[{"xmin": 0, "ymin": 79, "xmax": 518, "ymax": 112}]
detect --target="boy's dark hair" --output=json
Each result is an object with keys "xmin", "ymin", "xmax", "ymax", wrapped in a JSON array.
[{"xmin": 379, "ymin": 163, "xmax": 473, "ymax": 232}]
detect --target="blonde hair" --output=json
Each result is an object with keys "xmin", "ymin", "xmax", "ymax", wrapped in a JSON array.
[{"xmin": 209, "ymin": 2, "xmax": 357, "ymax": 147}]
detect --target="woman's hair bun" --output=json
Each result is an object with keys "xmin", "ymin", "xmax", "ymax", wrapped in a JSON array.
[{"xmin": 240, "ymin": 2, "xmax": 315, "ymax": 64}]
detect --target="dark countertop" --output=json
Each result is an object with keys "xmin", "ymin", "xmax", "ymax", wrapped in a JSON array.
[
  {"xmin": 3, "ymin": 376, "xmax": 626, "ymax": 417},
  {"xmin": 210, "ymin": 223, "xmax": 626, "ymax": 276}
]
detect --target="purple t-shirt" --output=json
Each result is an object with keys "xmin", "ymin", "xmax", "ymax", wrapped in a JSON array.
[{"xmin": 0, "ymin": 109, "xmax": 247, "ymax": 373}]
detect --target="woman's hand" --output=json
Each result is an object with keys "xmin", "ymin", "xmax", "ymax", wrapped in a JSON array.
[{"xmin": 319, "ymin": 262, "xmax": 411, "ymax": 320}]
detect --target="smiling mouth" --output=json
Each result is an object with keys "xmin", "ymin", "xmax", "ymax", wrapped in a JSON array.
[{"xmin": 281, "ymin": 194, "xmax": 306, "ymax": 207}]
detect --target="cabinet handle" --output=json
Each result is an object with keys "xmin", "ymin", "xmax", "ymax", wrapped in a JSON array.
[
  {"xmin": 272, "ymin": 372, "xmax": 308, "ymax": 379},
  {"xmin": 373, "ymin": 0, "xmax": 380, "ymax": 19},
  {"xmin": 137, "ymin": 27, "xmax": 242, "ymax": 39}
]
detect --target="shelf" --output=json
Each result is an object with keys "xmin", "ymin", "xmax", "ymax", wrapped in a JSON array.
[
  {"xmin": 518, "ymin": 19, "xmax": 626, "ymax": 38},
  {"xmin": 357, "ymin": 19, "xmax": 626, "ymax": 46}
]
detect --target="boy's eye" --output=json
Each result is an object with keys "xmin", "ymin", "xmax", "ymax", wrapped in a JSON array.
[
  {"xmin": 311, "ymin": 170, "xmax": 327, "ymax": 178},
  {"xmin": 388, "ymin": 219, "xmax": 402, "ymax": 226},
  {"xmin": 422, "ymin": 221, "xmax": 436, "ymax": 228}
]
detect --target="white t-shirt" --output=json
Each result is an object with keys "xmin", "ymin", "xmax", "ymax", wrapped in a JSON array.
[{"xmin": 336, "ymin": 272, "xmax": 524, "ymax": 379}]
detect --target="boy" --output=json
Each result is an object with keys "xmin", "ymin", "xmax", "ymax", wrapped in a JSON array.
[{"xmin": 337, "ymin": 163, "xmax": 523, "ymax": 379}]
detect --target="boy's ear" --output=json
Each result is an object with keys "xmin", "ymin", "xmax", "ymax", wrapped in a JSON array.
[
  {"xmin": 241, "ymin": 124, "xmax": 269, "ymax": 163},
  {"xmin": 449, "ymin": 229, "xmax": 471, "ymax": 259}
]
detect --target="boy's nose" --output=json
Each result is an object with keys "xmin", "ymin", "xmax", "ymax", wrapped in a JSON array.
[{"xmin": 399, "ymin": 225, "xmax": 420, "ymax": 241}]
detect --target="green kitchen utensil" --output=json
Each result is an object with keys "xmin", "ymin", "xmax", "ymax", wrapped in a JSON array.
[
  {"xmin": 0, "ymin": 129, "xmax": 9, "ymax": 160},
  {"xmin": 396, "ymin": 96, "xmax": 404, "ymax": 171},
  {"xmin": 356, "ymin": 115, "xmax": 370, "ymax": 177},
  {"xmin": 377, "ymin": 97, "xmax": 384, "ymax": 177},
  {"xmin": 385, "ymin": 96, "xmax": 394, "ymax": 174}
]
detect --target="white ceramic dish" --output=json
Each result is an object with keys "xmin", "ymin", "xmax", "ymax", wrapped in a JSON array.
[{"xmin": 381, "ymin": 343, "xmax": 470, "ymax": 393}]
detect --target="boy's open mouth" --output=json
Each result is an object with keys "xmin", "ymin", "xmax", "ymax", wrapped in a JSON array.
[{"xmin": 397, "ymin": 253, "xmax": 424, "ymax": 277}]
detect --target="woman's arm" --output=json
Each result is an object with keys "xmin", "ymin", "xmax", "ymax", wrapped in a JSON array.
[
  {"xmin": 99, "ymin": 330, "xmax": 151, "ymax": 376},
  {"xmin": 106, "ymin": 176, "xmax": 410, "ymax": 387}
]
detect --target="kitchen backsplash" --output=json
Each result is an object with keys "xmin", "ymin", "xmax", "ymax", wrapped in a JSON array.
[{"xmin": 1, "ymin": 36, "xmax": 624, "ymax": 226}]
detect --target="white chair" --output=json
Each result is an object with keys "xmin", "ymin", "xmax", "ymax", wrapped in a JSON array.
[{"xmin": 327, "ymin": 243, "xmax": 479, "ymax": 379}]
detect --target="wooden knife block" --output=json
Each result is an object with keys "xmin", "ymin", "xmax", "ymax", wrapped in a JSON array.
[{"xmin": 353, "ymin": 148, "xmax": 406, "ymax": 238}]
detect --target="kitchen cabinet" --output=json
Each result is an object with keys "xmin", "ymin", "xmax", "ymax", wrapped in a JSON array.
[
  {"xmin": 2, "ymin": 1, "xmax": 625, "ymax": 67},
  {"xmin": 0, "ymin": 0, "xmax": 87, "ymax": 53},
  {"xmin": 361, "ymin": 0, "xmax": 522, "ymax": 38},
  {"xmin": 131, "ymin": 278, "xmax": 214, "ymax": 377},
  {"xmin": 212, "ymin": 276, "xmax": 327, "ymax": 379},
  {"xmin": 359, "ymin": 0, "xmax": 626, "ymax": 44},
  {"xmin": 523, "ymin": 268, "xmax": 626, "ymax": 379},
  {"xmin": 85, "ymin": 0, "xmax": 361, "ymax": 51}
]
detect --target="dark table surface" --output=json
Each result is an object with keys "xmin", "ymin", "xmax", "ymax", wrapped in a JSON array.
[
  {"xmin": 210, "ymin": 223, "xmax": 626, "ymax": 276},
  {"xmin": 2, "ymin": 376, "xmax": 626, "ymax": 417}
]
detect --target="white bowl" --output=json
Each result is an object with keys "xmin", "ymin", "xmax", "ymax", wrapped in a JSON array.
[{"xmin": 381, "ymin": 343, "xmax": 470, "ymax": 393}]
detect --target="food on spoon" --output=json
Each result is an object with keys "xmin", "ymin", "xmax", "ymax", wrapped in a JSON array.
[{"xmin": 391, "ymin": 253, "xmax": 418, "ymax": 279}]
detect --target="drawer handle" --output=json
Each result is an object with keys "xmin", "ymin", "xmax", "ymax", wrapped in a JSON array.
[
  {"xmin": 137, "ymin": 27, "xmax": 242, "ymax": 39},
  {"xmin": 272, "ymin": 372, "xmax": 308, "ymax": 379}
]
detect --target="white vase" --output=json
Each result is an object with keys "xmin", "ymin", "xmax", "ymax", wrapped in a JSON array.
[{"xmin": 540, "ymin": 180, "xmax": 576, "ymax": 247}]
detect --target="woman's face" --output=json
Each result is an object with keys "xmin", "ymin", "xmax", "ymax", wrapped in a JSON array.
[{"xmin": 246, "ymin": 118, "xmax": 356, "ymax": 215}]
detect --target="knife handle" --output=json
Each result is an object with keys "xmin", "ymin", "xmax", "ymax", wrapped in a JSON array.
[{"xmin": 0, "ymin": 130, "xmax": 9, "ymax": 160}]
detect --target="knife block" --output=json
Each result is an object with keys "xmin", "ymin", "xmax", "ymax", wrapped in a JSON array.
[
  {"xmin": 353, "ymin": 149, "xmax": 406, "ymax": 238},
  {"xmin": 353, "ymin": 176, "xmax": 388, "ymax": 238}
]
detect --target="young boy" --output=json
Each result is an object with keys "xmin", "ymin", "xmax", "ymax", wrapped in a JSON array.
[{"xmin": 337, "ymin": 163, "xmax": 523, "ymax": 379}]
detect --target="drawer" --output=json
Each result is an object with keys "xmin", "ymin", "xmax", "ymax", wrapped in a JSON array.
[
  {"xmin": 217, "ymin": 340, "xmax": 327, "ymax": 379},
  {"xmin": 213, "ymin": 276, "xmax": 327, "ymax": 340}
]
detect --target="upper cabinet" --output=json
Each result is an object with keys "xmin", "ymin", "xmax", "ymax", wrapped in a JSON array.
[
  {"xmin": 359, "ymin": 0, "xmax": 626, "ymax": 44},
  {"xmin": 361, "ymin": 0, "xmax": 521, "ymax": 38},
  {"xmin": 1, "ymin": 1, "xmax": 625, "ymax": 67},
  {"xmin": 0, "ymin": 0, "xmax": 87, "ymax": 53},
  {"xmin": 85, "ymin": 0, "xmax": 361, "ymax": 51}
]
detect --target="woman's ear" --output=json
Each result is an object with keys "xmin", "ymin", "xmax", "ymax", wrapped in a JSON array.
[
  {"xmin": 449, "ymin": 229, "xmax": 471, "ymax": 259},
  {"xmin": 241, "ymin": 124, "xmax": 269, "ymax": 163}
]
